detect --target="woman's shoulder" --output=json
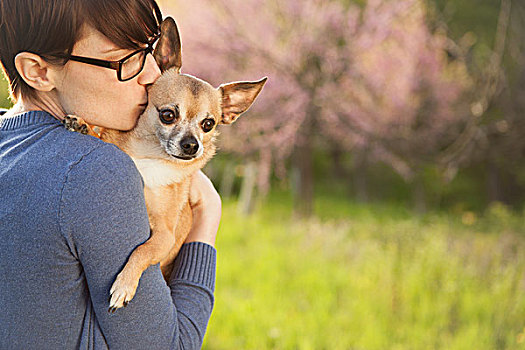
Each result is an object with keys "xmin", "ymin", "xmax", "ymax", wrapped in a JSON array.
[
  {"xmin": 58, "ymin": 134, "xmax": 146, "ymax": 217},
  {"xmin": 61, "ymin": 134, "xmax": 143, "ymax": 189},
  {"xmin": 40, "ymin": 122, "xmax": 142, "ymax": 189}
]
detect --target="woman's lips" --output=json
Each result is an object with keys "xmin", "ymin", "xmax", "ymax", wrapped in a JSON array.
[{"xmin": 138, "ymin": 102, "xmax": 148, "ymax": 113}]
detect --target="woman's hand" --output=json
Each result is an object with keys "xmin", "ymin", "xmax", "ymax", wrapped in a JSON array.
[{"xmin": 185, "ymin": 170, "xmax": 222, "ymax": 247}]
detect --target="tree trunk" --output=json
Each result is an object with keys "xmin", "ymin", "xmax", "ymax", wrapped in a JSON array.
[
  {"xmin": 352, "ymin": 149, "xmax": 369, "ymax": 202},
  {"xmin": 256, "ymin": 150, "xmax": 272, "ymax": 200},
  {"xmin": 219, "ymin": 163, "xmax": 235, "ymax": 199},
  {"xmin": 331, "ymin": 145, "xmax": 347, "ymax": 180},
  {"xmin": 293, "ymin": 143, "xmax": 314, "ymax": 217},
  {"xmin": 219, "ymin": 165, "xmax": 235, "ymax": 198},
  {"xmin": 412, "ymin": 172, "xmax": 427, "ymax": 214},
  {"xmin": 292, "ymin": 114, "xmax": 315, "ymax": 217},
  {"xmin": 238, "ymin": 162, "xmax": 257, "ymax": 215},
  {"xmin": 486, "ymin": 160, "xmax": 504, "ymax": 204}
]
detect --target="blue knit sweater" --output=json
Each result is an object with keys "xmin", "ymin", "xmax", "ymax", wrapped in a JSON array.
[{"xmin": 0, "ymin": 110, "xmax": 216, "ymax": 349}]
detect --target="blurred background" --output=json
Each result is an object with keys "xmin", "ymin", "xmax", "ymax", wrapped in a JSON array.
[{"xmin": 3, "ymin": 0, "xmax": 525, "ymax": 348}]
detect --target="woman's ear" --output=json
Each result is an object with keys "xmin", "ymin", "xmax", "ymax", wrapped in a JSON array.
[{"xmin": 14, "ymin": 52, "xmax": 56, "ymax": 92}]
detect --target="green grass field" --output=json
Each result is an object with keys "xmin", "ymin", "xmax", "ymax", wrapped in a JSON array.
[{"xmin": 203, "ymin": 193, "xmax": 525, "ymax": 349}]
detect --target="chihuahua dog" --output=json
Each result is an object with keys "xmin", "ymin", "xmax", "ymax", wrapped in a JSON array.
[{"xmin": 65, "ymin": 17, "xmax": 266, "ymax": 311}]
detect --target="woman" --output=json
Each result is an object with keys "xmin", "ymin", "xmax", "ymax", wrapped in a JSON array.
[{"xmin": 0, "ymin": 0, "xmax": 221, "ymax": 349}]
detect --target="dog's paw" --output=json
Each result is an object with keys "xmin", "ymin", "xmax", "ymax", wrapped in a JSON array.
[
  {"xmin": 62, "ymin": 115, "xmax": 89, "ymax": 135},
  {"xmin": 108, "ymin": 269, "xmax": 140, "ymax": 313}
]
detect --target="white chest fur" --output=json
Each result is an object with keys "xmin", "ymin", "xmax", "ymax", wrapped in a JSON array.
[{"xmin": 131, "ymin": 158, "xmax": 188, "ymax": 188}]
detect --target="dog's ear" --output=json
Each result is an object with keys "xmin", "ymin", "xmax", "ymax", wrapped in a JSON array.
[
  {"xmin": 219, "ymin": 77, "xmax": 267, "ymax": 125},
  {"xmin": 153, "ymin": 17, "xmax": 182, "ymax": 73}
]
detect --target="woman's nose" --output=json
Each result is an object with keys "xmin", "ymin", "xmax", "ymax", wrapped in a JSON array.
[{"xmin": 138, "ymin": 53, "xmax": 161, "ymax": 85}]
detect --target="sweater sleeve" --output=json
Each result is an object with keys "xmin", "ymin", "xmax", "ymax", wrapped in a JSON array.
[{"xmin": 58, "ymin": 143, "xmax": 215, "ymax": 350}]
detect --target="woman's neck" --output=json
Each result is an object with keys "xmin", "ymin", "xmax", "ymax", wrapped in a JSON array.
[{"xmin": 5, "ymin": 93, "xmax": 66, "ymax": 120}]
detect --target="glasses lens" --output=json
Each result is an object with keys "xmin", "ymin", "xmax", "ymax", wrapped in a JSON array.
[{"xmin": 120, "ymin": 50, "xmax": 147, "ymax": 81}]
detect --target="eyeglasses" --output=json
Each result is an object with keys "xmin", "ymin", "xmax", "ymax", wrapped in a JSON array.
[{"xmin": 68, "ymin": 38, "xmax": 158, "ymax": 82}]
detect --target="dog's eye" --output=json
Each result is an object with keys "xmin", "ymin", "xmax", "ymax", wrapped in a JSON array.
[
  {"xmin": 201, "ymin": 118, "xmax": 215, "ymax": 133},
  {"xmin": 159, "ymin": 107, "xmax": 179, "ymax": 124}
]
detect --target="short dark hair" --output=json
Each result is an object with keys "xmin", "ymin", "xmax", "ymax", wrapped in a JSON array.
[{"xmin": 0, "ymin": 0, "xmax": 162, "ymax": 102}]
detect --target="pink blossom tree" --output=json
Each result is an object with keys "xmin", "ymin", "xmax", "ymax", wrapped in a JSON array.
[
  {"xmin": 165, "ymin": 0, "xmax": 469, "ymax": 215},
  {"xmin": 320, "ymin": 0, "xmax": 470, "ymax": 211}
]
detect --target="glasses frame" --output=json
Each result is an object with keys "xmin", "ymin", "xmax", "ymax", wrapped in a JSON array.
[{"xmin": 68, "ymin": 37, "xmax": 158, "ymax": 82}]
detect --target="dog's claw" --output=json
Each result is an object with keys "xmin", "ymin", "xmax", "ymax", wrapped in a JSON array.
[
  {"xmin": 108, "ymin": 268, "xmax": 139, "ymax": 312},
  {"xmin": 62, "ymin": 115, "xmax": 89, "ymax": 135}
]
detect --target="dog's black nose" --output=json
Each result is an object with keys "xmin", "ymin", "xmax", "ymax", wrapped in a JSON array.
[{"xmin": 180, "ymin": 136, "xmax": 199, "ymax": 155}]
